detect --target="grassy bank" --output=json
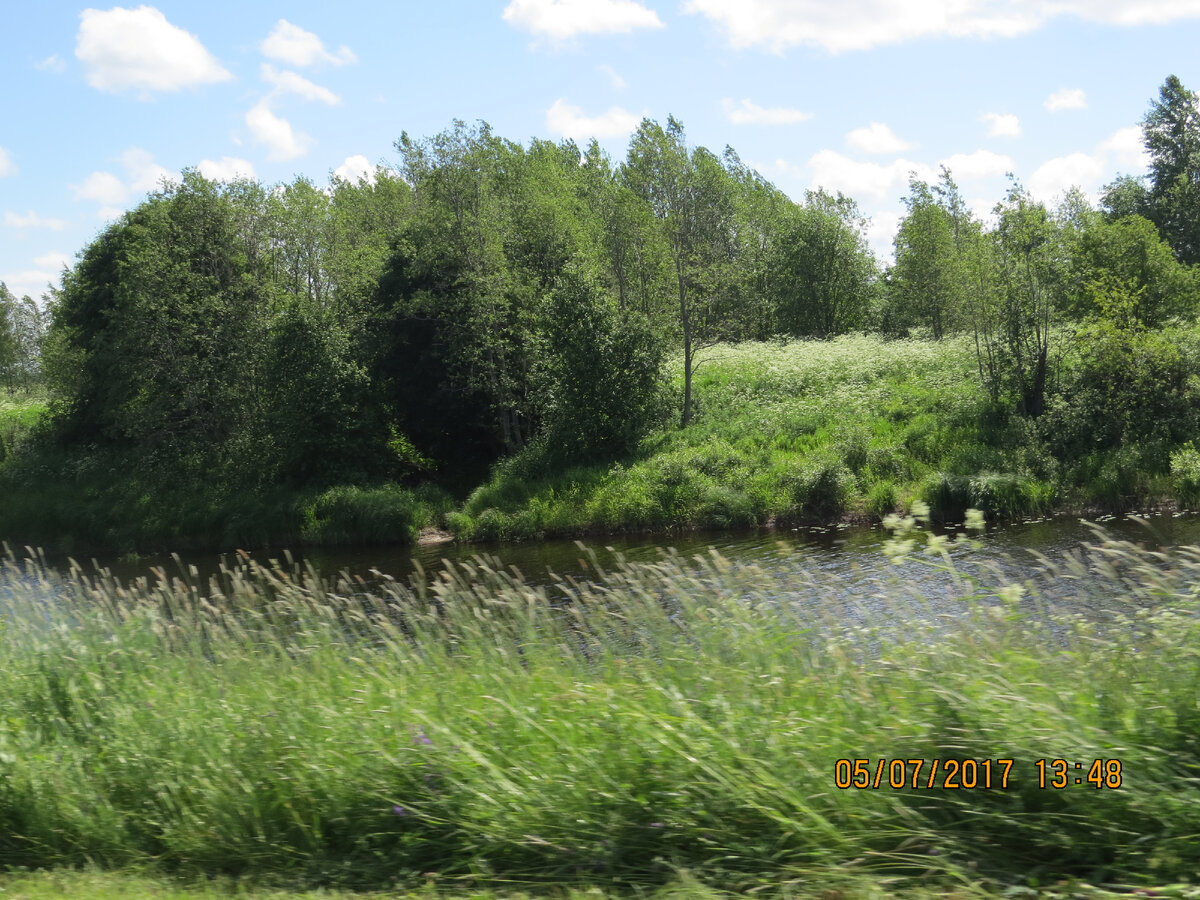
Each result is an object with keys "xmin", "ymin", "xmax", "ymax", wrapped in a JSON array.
[
  {"xmin": 0, "ymin": 390, "xmax": 450, "ymax": 553},
  {"xmin": 3, "ymin": 330, "xmax": 1199, "ymax": 555},
  {"xmin": 451, "ymin": 336, "xmax": 1063, "ymax": 541},
  {"xmin": 1, "ymin": 525, "xmax": 1199, "ymax": 892}
]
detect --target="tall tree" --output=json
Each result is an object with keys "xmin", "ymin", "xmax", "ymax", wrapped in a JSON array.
[
  {"xmin": 770, "ymin": 189, "xmax": 877, "ymax": 338},
  {"xmin": 1142, "ymin": 75, "xmax": 1200, "ymax": 263},
  {"xmin": 624, "ymin": 116, "xmax": 740, "ymax": 426}
]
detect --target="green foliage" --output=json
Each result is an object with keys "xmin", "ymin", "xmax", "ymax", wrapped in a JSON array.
[
  {"xmin": 538, "ymin": 266, "xmax": 668, "ymax": 463},
  {"xmin": 1142, "ymin": 75, "xmax": 1200, "ymax": 264},
  {"xmin": 2, "ymin": 536, "xmax": 1200, "ymax": 889},
  {"xmin": 769, "ymin": 189, "xmax": 877, "ymax": 338},
  {"xmin": 1170, "ymin": 441, "xmax": 1200, "ymax": 507},
  {"xmin": 1066, "ymin": 214, "xmax": 1199, "ymax": 326}
]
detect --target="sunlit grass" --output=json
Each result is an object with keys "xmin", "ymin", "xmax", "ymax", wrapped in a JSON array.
[
  {"xmin": 1, "ymin": 524, "xmax": 1199, "ymax": 892},
  {"xmin": 452, "ymin": 336, "xmax": 1054, "ymax": 539}
]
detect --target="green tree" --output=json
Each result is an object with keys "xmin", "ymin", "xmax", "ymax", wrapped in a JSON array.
[
  {"xmin": 769, "ymin": 189, "xmax": 877, "ymax": 338},
  {"xmin": 538, "ymin": 266, "xmax": 667, "ymax": 462},
  {"xmin": 1142, "ymin": 75, "xmax": 1200, "ymax": 263},
  {"xmin": 1067, "ymin": 214, "xmax": 1199, "ymax": 326},
  {"xmin": 888, "ymin": 175, "xmax": 962, "ymax": 338},
  {"xmin": 624, "ymin": 117, "xmax": 742, "ymax": 426},
  {"xmin": 976, "ymin": 182, "xmax": 1067, "ymax": 417}
]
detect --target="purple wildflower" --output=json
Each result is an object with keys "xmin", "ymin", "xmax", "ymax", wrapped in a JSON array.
[{"xmin": 392, "ymin": 805, "xmax": 408, "ymax": 816}]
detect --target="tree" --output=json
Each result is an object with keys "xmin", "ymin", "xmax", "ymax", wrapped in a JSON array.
[
  {"xmin": 538, "ymin": 266, "xmax": 667, "ymax": 462},
  {"xmin": 975, "ymin": 182, "xmax": 1067, "ymax": 417},
  {"xmin": 1067, "ymin": 214, "xmax": 1199, "ymax": 327},
  {"xmin": 888, "ymin": 175, "xmax": 962, "ymax": 338},
  {"xmin": 624, "ymin": 117, "xmax": 741, "ymax": 426},
  {"xmin": 1142, "ymin": 75, "xmax": 1200, "ymax": 263},
  {"xmin": 769, "ymin": 189, "xmax": 877, "ymax": 338}
]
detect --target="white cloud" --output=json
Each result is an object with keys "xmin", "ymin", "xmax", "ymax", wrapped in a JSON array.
[
  {"xmin": 503, "ymin": 0, "xmax": 665, "ymax": 39},
  {"xmin": 722, "ymin": 97, "xmax": 812, "ymax": 125},
  {"xmin": 1045, "ymin": 88, "xmax": 1087, "ymax": 111},
  {"xmin": 119, "ymin": 146, "xmax": 175, "ymax": 192},
  {"xmin": 75, "ymin": 5, "xmax": 232, "ymax": 95},
  {"xmin": 807, "ymin": 150, "xmax": 934, "ymax": 203},
  {"xmin": 197, "ymin": 156, "xmax": 257, "ymax": 182},
  {"xmin": 246, "ymin": 101, "xmax": 311, "ymax": 161},
  {"xmin": 1, "ymin": 252, "xmax": 71, "ymax": 298},
  {"xmin": 260, "ymin": 64, "xmax": 340, "ymax": 105},
  {"xmin": 34, "ymin": 251, "xmax": 71, "ymax": 272},
  {"xmin": 981, "ymin": 112, "xmax": 1021, "ymax": 137},
  {"xmin": 866, "ymin": 208, "xmax": 902, "ymax": 261},
  {"xmin": 261, "ymin": 20, "xmax": 355, "ymax": 67},
  {"xmin": 73, "ymin": 171, "xmax": 128, "ymax": 206},
  {"xmin": 940, "ymin": 149, "xmax": 1013, "ymax": 181},
  {"xmin": 333, "ymin": 154, "xmax": 376, "ymax": 184},
  {"xmin": 35, "ymin": 54, "xmax": 66, "ymax": 73},
  {"xmin": 1099, "ymin": 126, "xmax": 1149, "ymax": 170},
  {"xmin": 546, "ymin": 98, "xmax": 641, "ymax": 141},
  {"xmin": 846, "ymin": 122, "xmax": 910, "ymax": 154},
  {"xmin": 807, "ymin": 146, "xmax": 1014, "ymax": 204},
  {"xmin": 684, "ymin": 0, "xmax": 1200, "ymax": 53},
  {"xmin": 1027, "ymin": 152, "xmax": 1106, "ymax": 203},
  {"xmin": 0, "ymin": 146, "xmax": 14, "ymax": 177},
  {"xmin": 598, "ymin": 63, "xmax": 627, "ymax": 89},
  {"xmin": 4, "ymin": 211, "xmax": 68, "ymax": 231}
]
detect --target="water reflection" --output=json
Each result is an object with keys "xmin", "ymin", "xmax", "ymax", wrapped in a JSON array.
[{"xmin": 13, "ymin": 511, "xmax": 1200, "ymax": 616}]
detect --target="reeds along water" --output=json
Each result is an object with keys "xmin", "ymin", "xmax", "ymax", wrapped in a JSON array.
[{"xmin": 0, "ymin": 531, "xmax": 1198, "ymax": 890}]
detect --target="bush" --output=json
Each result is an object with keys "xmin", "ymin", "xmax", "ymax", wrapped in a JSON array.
[{"xmin": 1171, "ymin": 442, "xmax": 1200, "ymax": 508}]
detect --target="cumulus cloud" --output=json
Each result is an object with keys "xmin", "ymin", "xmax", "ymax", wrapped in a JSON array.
[
  {"xmin": 940, "ymin": 149, "xmax": 1013, "ymax": 181},
  {"xmin": 4, "ymin": 211, "xmax": 68, "ymax": 231},
  {"xmin": 75, "ymin": 6, "xmax": 232, "ymax": 95},
  {"xmin": 73, "ymin": 171, "xmax": 128, "ymax": 206},
  {"xmin": 846, "ymin": 122, "xmax": 910, "ymax": 154},
  {"xmin": 333, "ymin": 154, "xmax": 376, "ymax": 184},
  {"xmin": 260, "ymin": 64, "xmax": 341, "ymax": 104},
  {"xmin": 1027, "ymin": 152, "xmax": 1106, "ymax": 203},
  {"xmin": 1, "ymin": 252, "xmax": 72, "ymax": 299},
  {"xmin": 503, "ymin": 0, "xmax": 665, "ymax": 39},
  {"xmin": 197, "ymin": 156, "xmax": 256, "ymax": 182},
  {"xmin": 119, "ymin": 146, "xmax": 175, "ymax": 192},
  {"xmin": 1045, "ymin": 88, "xmax": 1087, "ymax": 111},
  {"xmin": 981, "ymin": 112, "xmax": 1021, "ymax": 137},
  {"xmin": 34, "ymin": 251, "xmax": 72, "ymax": 272},
  {"xmin": 245, "ymin": 102, "xmax": 310, "ymax": 161},
  {"xmin": 807, "ymin": 147, "xmax": 1014, "ymax": 204},
  {"xmin": 684, "ymin": 0, "xmax": 1200, "ymax": 53},
  {"xmin": 806, "ymin": 151, "xmax": 933, "ymax": 203},
  {"xmin": 1100, "ymin": 126, "xmax": 1149, "ymax": 170},
  {"xmin": 1023, "ymin": 126, "xmax": 1153, "ymax": 204},
  {"xmin": 260, "ymin": 19, "xmax": 355, "ymax": 67},
  {"xmin": 722, "ymin": 98, "xmax": 812, "ymax": 125},
  {"xmin": 0, "ymin": 146, "xmax": 14, "ymax": 177},
  {"xmin": 546, "ymin": 98, "xmax": 641, "ymax": 141}
]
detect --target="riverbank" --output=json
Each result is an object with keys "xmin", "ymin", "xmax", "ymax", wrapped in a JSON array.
[
  {"xmin": 3, "ymin": 333, "xmax": 1199, "ymax": 556},
  {"xmin": 1, "ymin": 527, "xmax": 1198, "ymax": 892}
]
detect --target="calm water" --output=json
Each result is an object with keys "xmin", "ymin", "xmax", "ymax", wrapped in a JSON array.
[{"xmin": 17, "ymin": 510, "xmax": 1200, "ymax": 618}]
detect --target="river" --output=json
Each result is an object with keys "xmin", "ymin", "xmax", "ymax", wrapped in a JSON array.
[{"xmin": 10, "ymin": 511, "xmax": 1200, "ymax": 621}]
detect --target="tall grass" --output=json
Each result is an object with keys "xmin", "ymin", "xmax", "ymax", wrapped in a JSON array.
[
  {"xmin": 1, "ymin": 524, "xmax": 1199, "ymax": 892},
  {"xmin": 451, "ymin": 336, "xmax": 1063, "ymax": 539}
]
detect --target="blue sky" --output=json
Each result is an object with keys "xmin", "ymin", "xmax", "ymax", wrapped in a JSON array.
[{"xmin": 3, "ymin": 0, "xmax": 1199, "ymax": 301}]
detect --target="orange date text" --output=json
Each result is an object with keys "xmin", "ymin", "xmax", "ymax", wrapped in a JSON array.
[{"xmin": 834, "ymin": 758, "xmax": 1014, "ymax": 790}]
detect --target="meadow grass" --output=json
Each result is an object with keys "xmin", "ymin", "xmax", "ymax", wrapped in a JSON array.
[
  {"xmin": 451, "ymin": 336, "xmax": 1060, "ymax": 540},
  {"xmin": 1, "ymin": 522, "xmax": 1199, "ymax": 893}
]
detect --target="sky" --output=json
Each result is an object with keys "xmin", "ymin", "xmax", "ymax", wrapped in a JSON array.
[{"xmin": 3, "ymin": 0, "xmax": 1199, "ymax": 302}]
